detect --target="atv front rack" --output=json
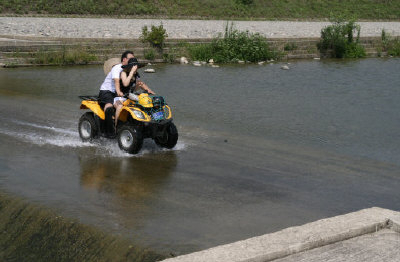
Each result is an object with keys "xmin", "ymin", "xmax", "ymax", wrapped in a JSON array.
[{"xmin": 79, "ymin": 95, "xmax": 99, "ymax": 101}]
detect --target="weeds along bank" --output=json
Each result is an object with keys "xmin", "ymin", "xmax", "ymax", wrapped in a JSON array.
[
  {"xmin": 1, "ymin": 0, "xmax": 400, "ymax": 20},
  {"xmin": 1, "ymin": 21, "xmax": 400, "ymax": 67},
  {"xmin": 0, "ymin": 192, "xmax": 166, "ymax": 262}
]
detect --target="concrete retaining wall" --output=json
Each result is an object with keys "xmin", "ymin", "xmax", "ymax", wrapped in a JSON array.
[
  {"xmin": 0, "ymin": 36, "xmax": 386, "ymax": 67},
  {"xmin": 162, "ymin": 207, "xmax": 400, "ymax": 262}
]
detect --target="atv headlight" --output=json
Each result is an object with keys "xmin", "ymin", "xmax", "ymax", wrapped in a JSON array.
[{"xmin": 133, "ymin": 110, "xmax": 145, "ymax": 120}]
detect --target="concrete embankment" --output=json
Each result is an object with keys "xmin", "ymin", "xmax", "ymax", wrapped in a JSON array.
[
  {"xmin": 1, "ymin": 17, "xmax": 400, "ymax": 66},
  {"xmin": 0, "ymin": 192, "xmax": 165, "ymax": 262},
  {"xmin": 162, "ymin": 207, "xmax": 400, "ymax": 262},
  {"xmin": 0, "ymin": 35, "xmax": 387, "ymax": 67}
]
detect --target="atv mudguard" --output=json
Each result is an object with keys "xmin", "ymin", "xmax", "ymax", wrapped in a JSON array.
[
  {"xmin": 118, "ymin": 100, "xmax": 172, "ymax": 123},
  {"xmin": 119, "ymin": 106, "xmax": 151, "ymax": 122},
  {"xmin": 80, "ymin": 100, "xmax": 105, "ymax": 120}
]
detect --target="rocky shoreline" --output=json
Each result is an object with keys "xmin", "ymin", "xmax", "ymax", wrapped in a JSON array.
[{"xmin": 1, "ymin": 17, "xmax": 400, "ymax": 39}]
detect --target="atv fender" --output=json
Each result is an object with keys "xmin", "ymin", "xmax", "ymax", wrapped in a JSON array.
[
  {"xmin": 80, "ymin": 100, "xmax": 105, "ymax": 120},
  {"xmin": 119, "ymin": 106, "xmax": 151, "ymax": 122}
]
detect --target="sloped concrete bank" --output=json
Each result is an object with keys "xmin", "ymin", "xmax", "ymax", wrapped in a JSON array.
[
  {"xmin": 1, "ymin": 17, "xmax": 399, "ymax": 66},
  {"xmin": 162, "ymin": 207, "xmax": 400, "ymax": 262},
  {"xmin": 0, "ymin": 191, "xmax": 165, "ymax": 262}
]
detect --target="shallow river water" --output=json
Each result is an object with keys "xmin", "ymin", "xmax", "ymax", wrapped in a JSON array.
[{"xmin": 0, "ymin": 59, "xmax": 399, "ymax": 255}]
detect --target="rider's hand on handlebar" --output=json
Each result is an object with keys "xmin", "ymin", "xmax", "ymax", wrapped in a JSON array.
[{"xmin": 117, "ymin": 91, "xmax": 124, "ymax": 97}]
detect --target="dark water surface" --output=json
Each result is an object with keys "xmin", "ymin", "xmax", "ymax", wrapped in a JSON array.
[{"xmin": 0, "ymin": 59, "xmax": 399, "ymax": 255}]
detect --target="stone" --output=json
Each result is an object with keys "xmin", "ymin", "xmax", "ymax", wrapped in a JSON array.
[
  {"xmin": 193, "ymin": 61, "xmax": 202, "ymax": 66},
  {"xmin": 281, "ymin": 65, "xmax": 290, "ymax": 70},
  {"xmin": 180, "ymin": 57, "xmax": 189, "ymax": 64},
  {"xmin": 144, "ymin": 68, "xmax": 155, "ymax": 73}
]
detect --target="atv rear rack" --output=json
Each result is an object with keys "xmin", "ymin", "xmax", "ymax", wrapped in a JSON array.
[{"xmin": 79, "ymin": 95, "xmax": 99, "ymax": 101}]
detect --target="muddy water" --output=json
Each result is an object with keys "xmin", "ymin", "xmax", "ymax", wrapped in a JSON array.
[{"xmin": 0, "ymin": 59, "xmax": 399, "ymax": 255}]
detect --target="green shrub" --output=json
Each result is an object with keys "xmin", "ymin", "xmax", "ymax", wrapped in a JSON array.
[
  {"xmin": 187, "ymin": 44, "xmax": 213, "ymax": 62},
  {"xmin": 235, "ymin": 0, "xmax": 254, "ymax": 5},
  {"xmin": 162, "ymin": 53, "xmax": 176, "ymax": 63},
  {"xmin": 144, "ymin": 49, "xmax": 156, "ymax": 60},
  {"xmin": 188, "ymin": 23, "xmax": 279, "ymax": 63},
  {"xmin": 284, "ymin": 42, "xmax": 297, "ymax": 51},
  {"xmin": 388, "ymin": 39, "xmax": 400, "ymax": 56},
  {"xmin": 381, "ymin": 29, "xmax": 390, "ymax": 51},
  {"xmin": 381, "ymin": 29, "xmax": 400, "ymax": 56},
  {"xmin": 141, "ymin": 23, "xmax": 168, "ymax": 49},
  {"xmin": 344, "ymin": 42, "xmax": 366, "ymax": 58},
  {"xmin": 318, "ymin": 18, "xmax": 365, "ymax": 58}
]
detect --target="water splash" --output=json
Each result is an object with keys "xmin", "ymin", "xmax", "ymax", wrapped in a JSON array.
[{"xmin": 0, "ymin": 119, "xmax": 187, "ymax": 156}]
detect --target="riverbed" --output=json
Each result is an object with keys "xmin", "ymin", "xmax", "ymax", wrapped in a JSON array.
[{"xmin": 0, "ymin": 58, "xmax": 399, "ymax": 255}]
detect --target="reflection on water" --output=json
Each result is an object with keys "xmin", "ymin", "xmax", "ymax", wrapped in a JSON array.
[
  {"xmin": 0, "ymin": 59, "xmax": 399, "ymax": 255},
  {"xmin": 79, "ymin": 152, "xmax": 177, "ymax": 200}
]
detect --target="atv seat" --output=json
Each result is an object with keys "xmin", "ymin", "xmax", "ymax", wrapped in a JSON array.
[
  {"xmin": 79, "ymin": 95, "xmax": 99, "ymax": 101},
  {"xmin": 79, "ymin": 95, "xmax": 106, "ymax": 109}
]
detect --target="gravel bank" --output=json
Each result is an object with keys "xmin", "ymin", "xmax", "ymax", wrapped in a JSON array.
[{"xmin": 1, "ymin": 17, "xmax": 400, "ymax": 39}]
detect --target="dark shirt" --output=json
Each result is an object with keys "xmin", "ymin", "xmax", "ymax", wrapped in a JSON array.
[{"xmin": 120, "ymin": 72, "xmax": 141, "ymax": 94}]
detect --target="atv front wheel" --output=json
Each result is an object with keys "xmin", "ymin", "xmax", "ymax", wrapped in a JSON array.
[
  {"xmin": 79, "ymin": 112, "xmax": 98, "ymax": 142},
  {"xmin": 117, "ymin": 125, "xmax": 143, "ymax": 154},
  {"xmin": 155, "ymin": 122, "xmax": 178, "ymax": 149}
]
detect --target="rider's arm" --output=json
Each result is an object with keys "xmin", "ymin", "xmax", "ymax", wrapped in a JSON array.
[
  {"xmin": 139, "ymin": 81, "xmax": 155, "ymax": 95},
  {"xmin": 114, "ymin": 78, "xmax": 123, "ymax": 97},
  {"xmin": 121, "ymin": 66, "xmax": 137, "ymax": 87}
]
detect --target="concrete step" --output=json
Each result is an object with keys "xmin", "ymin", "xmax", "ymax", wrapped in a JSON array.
[{"xmin": 286, "ymin": 53, "xmax": 319, "ymax": 59}]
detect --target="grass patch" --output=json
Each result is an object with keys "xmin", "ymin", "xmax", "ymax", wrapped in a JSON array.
[
  {"xmin": 381, "ymin": 29, "xmax": 400, "ymax": 56},
  {"xmin": 10, "ymin": 46, "xmax": 98, "ymax": 65},
  {"xmin": 284, "ymin": 43, "xmax": 297, "ymax": 51},
  {"xmin": 1, "ymin": 0, "xmax": 400, "ymax": 20},
  {"xmin": 0, "ymin": 191, "xmax": 166, "ymax": 262},
  {"xmin": 188, "ymin": 23, "xmax": 280, "ymax": 63}
]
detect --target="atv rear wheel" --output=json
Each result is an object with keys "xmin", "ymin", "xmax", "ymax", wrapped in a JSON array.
[
  {"xmin": 117, "ymin": 125, "xmax": 143, "ymax": 154},
  {"xmin": 79, "ymin": 112, "xmax": 98, "ymax": 142},
  {"xmin": 155, "ymin": 122, "xmax": 178, "ymax": 149}
]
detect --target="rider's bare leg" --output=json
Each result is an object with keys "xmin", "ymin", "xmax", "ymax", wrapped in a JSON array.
[
  {"xmin": 114, "ymin": 101, "xmax": 123, "ymax": 129},
  {"xmin": 104, "ymin": 103, "xmax": 113, "ymax": 112}
]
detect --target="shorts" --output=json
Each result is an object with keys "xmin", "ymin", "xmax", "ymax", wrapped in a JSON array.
[
  {"xmin": 98, "ymin": 90, "xmax": 115, "ymax": 106},
  {"xmin": 113, "ymin": 96, "xmax": 127, "ymax": 105}
]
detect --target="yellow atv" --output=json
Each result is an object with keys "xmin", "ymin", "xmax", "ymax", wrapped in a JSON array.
[{"xmin": 78, "ymin": 92, "xmax": 178, "ymax": 154}]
